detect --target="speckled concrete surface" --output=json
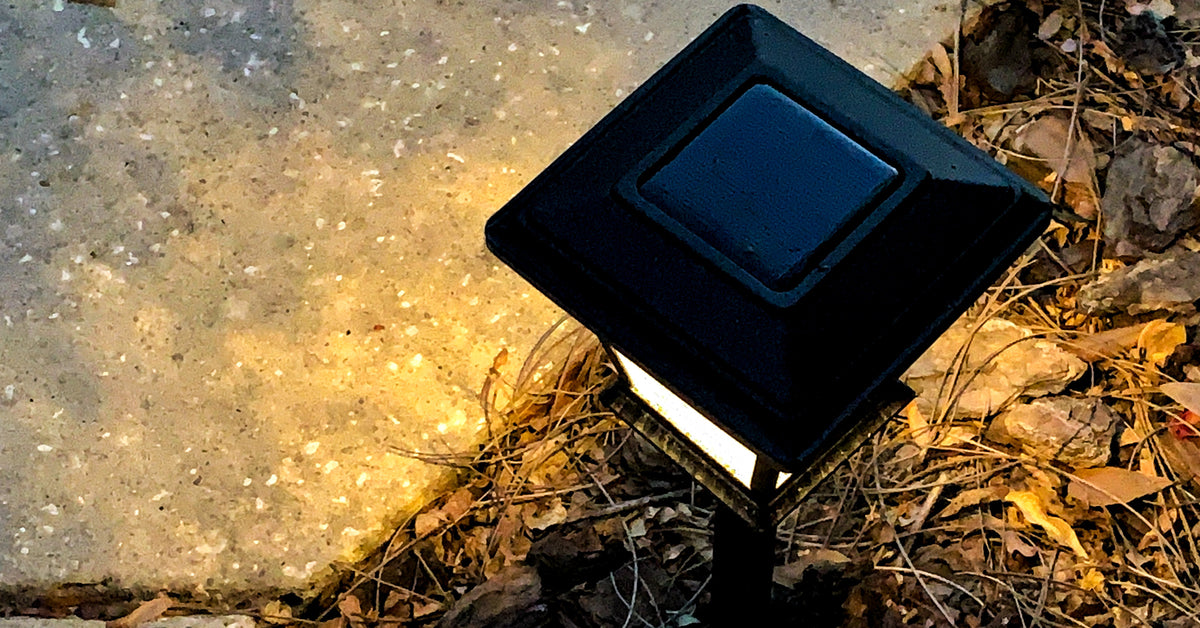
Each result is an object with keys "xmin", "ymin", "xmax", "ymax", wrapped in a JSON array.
[{"xmin": 0, "ymin": 0, "xmax": 956, "ymax": 596}]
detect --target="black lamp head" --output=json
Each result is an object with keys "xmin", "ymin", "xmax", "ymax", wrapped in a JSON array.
[{"xmin": 486, "ymin": 5, "xmax": 1050, "ymax": 477}]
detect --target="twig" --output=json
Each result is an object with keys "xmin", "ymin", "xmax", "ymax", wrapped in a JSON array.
[
  {"xmin": 874, "ymin": 565, "xmax": 987, "ymax": 611},
  {"xmin": 951, "ymin": 0, "xmax": 966, "ymax": 118},
  {"xmin": 564, "ymin": 489, "xmax": 690, "ymax": 524},
  {"xmin": 1029, "ymin": 549, "xmax": 1061, "ymax": 628},
  {"xmin": 870, "ymin": 439, "xmax": 957, "ymax": 625},
  {"xmin": 962, "ymin": 571, "xmax": 1030, "ymax": 628}
]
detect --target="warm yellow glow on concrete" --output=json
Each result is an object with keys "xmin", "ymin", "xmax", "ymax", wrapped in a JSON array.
[{"xmin": 0, "ymin": 0, "xmax": 952, "ymax": 594}]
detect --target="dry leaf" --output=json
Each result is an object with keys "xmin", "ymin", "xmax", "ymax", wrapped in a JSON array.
[
  {"xmin": 1120, "ymin": 424, "xmax": 1147, "ymax": 447},
  {"xmin": 936, "ymin": 485, "xmax": 1010, "ymax": 519},
  {"xmin": 902, "ymin": 400, "xmax": 935, "ymax": 448},
  {"xmin": 970, "ymin": 513, "xmax": 1039, "ymax": 557},
  {"xmin": 1068, "ymin": 467, "xmax": 1171, "ymax": 506},
  {"xmin": 1137, "ymin": 320, "xmax": 1186, "ymax": 365},
  {"xmin": 491, "ymin": 347, "xmax": 509, "ymax": 372},
  {"xmin": 1016, "ymin": 116, "xmax": 1096, "ymax": 184},
  {"xmin": 339, "ymin": 595, "xmax": 367, "ymax": 628},
  {"xmin": 1005, "ymin": 490, "xmax": 1088, "ymax": 558},
  {"xmin": 928, "ymin": 43, "xmax": 953, "ymax": 77},
  {"xmin": 1015, "ymin": 115, "xmax": 1099, "ymax": 217},
  {"xmin": 1065, "ymin": 323, "xmax": 1148, "ymax": 361},
  {"xmin": 442, "ymin": 487, "xmax": 477, "ymax": 522},
  {"xmin": 1158, "ymin": 433, "xmax": 1200, "ymax": 483},
  {"xmin": 1078, "ymin": 568, "xmax": 1106, "ymax": 592},
  {"xmin": 413, "ymin": 600, "xmax": 442, "ymax": 619},
  {"xmin": 925, "ymin": 43, "xmax": 960, "ymax": 114},
  {"xmin": 415, "ymin": 512, "xmax": 445, "ymax": 537},
  {"xmin": 107, "ymin": 595, "xmax": 172, "ymax": 628},
  {"xmin": 1161, "ymin": 382, "xmax": 1200, "ymax": 414},
  {"xmin": 773, "ymin": 549, "xmax": 851, "ymax": 588},
  {"xmin": 316, "ymin": 618, "xmax": 346, "ymax": 628},
  {"xmin": 1001, "ymin": 528, "xmax": 1040, "ymax": 558},
  {"xmin": 526, "ymin": 498, "xmax": 568, "ymax": 531},
  {"xmin": 1038, "ymin": 9, "xmax": 1065, "ymax": 40},
  {"xmin": 260, "ymin": 601, "xmax": 293, "ymax": 625}
]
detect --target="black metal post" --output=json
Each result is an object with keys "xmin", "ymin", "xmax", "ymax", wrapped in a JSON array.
[{"xmin": 708, "ymin": 461, "xmax": 780, "ymax": 624}]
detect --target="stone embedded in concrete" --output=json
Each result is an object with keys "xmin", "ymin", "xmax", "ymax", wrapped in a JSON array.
[
  {"xmin": 903, "ymin": 317, "xmax": 1088, "ymax": 418},
  {"xmin": 0, "ymin": 0, "xmax": 958, "ymax": 596}
]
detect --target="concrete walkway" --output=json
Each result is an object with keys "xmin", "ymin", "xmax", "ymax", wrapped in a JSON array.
[{"xmin": 0, "ymin": 0, "xmax": 956, "ymax": 597}]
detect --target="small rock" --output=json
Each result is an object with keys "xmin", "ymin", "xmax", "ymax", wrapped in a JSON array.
[
  {"xmin": 1102, "ymin": 139, "xmax": 1200, "ymax": 257},
  {"xmin": 436, "ymin": 565, "xmax": 548, "ymax": 628},
  {"xmin": 1077, "ymin": 247, "xmax": 1200, "ymax": 314},
  {"xmin": 962, "ymin": 7, "xmax": 1041, "ymax": 99},
  {"xmin": 1178, "ymin": 0, "xmax": 1200, "ymax": 22},
  {"xmin": 903, "ymin": 317, "xmax": 1087, "ymax": 417},
  {"xmin": 529, "ymin": 523, "xmax": 624, "ymax": 590},
  {"xmin": 985, "ymin": 396, "xmax": 1117, "ymax": 468},
  {"xmin": 1118, "ymin": 12, "xmax": 1186, "ymax": 75}
]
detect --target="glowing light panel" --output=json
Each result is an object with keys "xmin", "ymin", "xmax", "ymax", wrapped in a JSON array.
[{"xmin": 614, "ymin": 350, "xmax": 759, "ymax": 487}]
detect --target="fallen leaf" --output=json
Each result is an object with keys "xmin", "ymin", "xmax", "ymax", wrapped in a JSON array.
[
  {"xmin": 316, "ymin": 618, "xmax": 346, "ymax": 628},
  {"xmin": 969, "ymin": 513, "xmax": 1039, "ymax": 557},
  {"xmin": 1139, "ymin": 0, "xmax": 1177, "ymax": 17},
  {"xmin": 1137, "ymin": 320, "xmax": 1186, "ymax": 365},
  {"xmin": 928, "ymin": 43, "xmax": 953, "ymax": 77},
  {"xmin": 413, "ymin": 600, "xmax": 441, "ymax": 619},
  {"xmin": 415, "ymin": 511, "xmax": 445, "ymax": 537},
  {"xmin": 1078, "ymin": 568, "xmax": 1106, "ymax": 592},
  {"xmin": 1064, "ymin": 323, "xmax": 1148, "ymax": 361},
  {"xmin": 436, "ymin": 565, "xmax": 543, "ymax": 628},
  {"xmin": 1169, "ymin": 411, "xmax": 1200, "ymax": 440},
  {"xmin": 1038, "ymin": 9, "xmax": 1065, "ymax": 40},
  {"xmin": 936, "ymin": 485, "xmax": 1010, "ymax": 519},
  {"xmin": 1005, "ymin": 490, "xmax": 1088, "ymax": 558},
  {"xmin": 442, "ymin": 487, "xmax": 477, "ymax": 522},
  {"xmin": 491, "ymin": 347, "xmax": 509, "ymax": 372},
  {"xmin": 1161, "ymin": 381, "xmax": 1200, "ymax": 414},
  {"xmin": 902, "ymin": 399, "xmax": 935, "ymax": 448},
  {"xmin": 526, "ymin": 498, "xmax": 568, "ymax": 531},
  {"xmin": 107, "ymin": 596, "xmax": 172, "ymax": 628},
  {"xmin": 926, "ymin": 43, "xmax": 960, "ymax": 113},
  {"xmin": 1016, "ymin": 116, "xmax": 1096, "ymax": 184},
  {"xmin": 1015, "ymin": 115, "xmax": 1099, "ymax": 217},
  {"xmin": 1001, "ymin": 528, "xmax": 1041, "ymax": 558},
  {"xmin": 339, "ymin": 595, "xmax": 367, "ymax": 628},
  {"xmin": 382, "ymin": 590, "xmax": 414, "ymax": 622},
  {"xmin": 773, "ymin": 549, "xmax": 851, "ymax": 588},
  {"xmin": 1157, "ymin": 433, "xmax": 1200, "ymax": 483},
  {"xmin": 259, "ymin": 601, "xmax": 293, "ymax": 625},
  {"xmin": 1068, "ymin": 467, "xmax": 1171, "ymax": 506}
]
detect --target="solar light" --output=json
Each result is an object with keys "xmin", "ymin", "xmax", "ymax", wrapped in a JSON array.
[{"xmin": 486, "ymin": 3, "xmax": 1051, "ymax": 618}]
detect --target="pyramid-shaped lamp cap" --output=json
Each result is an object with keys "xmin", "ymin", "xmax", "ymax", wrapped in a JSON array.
[{"xmin": 486, "ymin": 4, "xmax": 1051, "ymax": 472}]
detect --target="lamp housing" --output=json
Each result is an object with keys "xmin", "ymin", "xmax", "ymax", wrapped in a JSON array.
[{"xmin": 486, "ymin": 4, "xmax": 1051, "ymax": 496}]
